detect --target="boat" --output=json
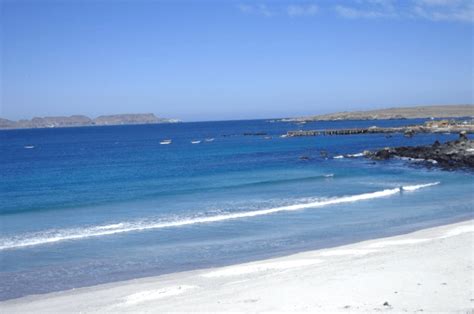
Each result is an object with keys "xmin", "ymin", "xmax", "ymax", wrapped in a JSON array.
[
  {"xmin": 24, "ymin": 145, "xmax": 35, "ymax": 149},
  {"xmin": 160, "ymin": 140, "xmax": 172, "ymax": 145},
  {"xmin": 191, "ymin": 140, "xmax": 201, "ymax": 144},
  {"xmin": 205, "ymin": 138, "xmax": 215, "ymax": 142}
]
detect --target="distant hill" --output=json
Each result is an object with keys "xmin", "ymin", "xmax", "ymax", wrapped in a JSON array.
[
  {"xmin": 0, "ymin": 113, "xmax": 180, "ymax": 130},
  {"xmin": 283, "ymin": 105, "xmax": 474, "ymax": 122}
]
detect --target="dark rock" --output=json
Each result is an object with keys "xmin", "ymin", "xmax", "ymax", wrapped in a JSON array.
[
  {"xmin": 383, "ymin": 301, "xmax": 390, "ymax": 307},
  {"xmin": 243, "ymin": 132, "xmax": 267, "ymax": 136},
  {"xmin": 404, "ymin": 129, "xmax": 414, "ymax": 138},
  {"xmin": 368, "ymin": 139, "xmax": 474, "ymax": 170},
  {"xmin": 374, "ymin": 149, "xmax": 391, "ymax": 160}
]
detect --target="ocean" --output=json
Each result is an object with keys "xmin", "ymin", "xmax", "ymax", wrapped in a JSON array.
[{"xmin": 0, "ymin": 119, "xmax": 473, "ymax": 300}]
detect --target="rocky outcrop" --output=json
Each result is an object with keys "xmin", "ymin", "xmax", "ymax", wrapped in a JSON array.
[
  {"xmin": 243, "ymin": 132, "xmax": 268, "ymax": 136},
  {"xmin": 368, "ymin": 133, "xmax": 474, "ymax": 169},
  {"xmin": 0, "ymin": 118, "xmax": 17, "ymax": 129},
  {"xmin": 27, "ymin": 115, "xmax": 93, "ymax": 128},
  {"xmin": 0, "ymin": 114, "xmax": 178, "ymax": 129}
]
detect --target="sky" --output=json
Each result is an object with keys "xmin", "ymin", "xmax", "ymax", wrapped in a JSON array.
[{"xmin": 1, "ymin": 0, "xmax": 473, "ymax": 121}]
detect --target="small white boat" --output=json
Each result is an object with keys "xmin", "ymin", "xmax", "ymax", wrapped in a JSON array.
[
  {"xmin": 160, "ymin": 139, "xmax": 172, "ymax": 145},
  {"xmin": 205, "ymin": 138, "xmax": 215, "ymax": 142},
  {"xmin": 191, "ymin": 140, "xmax": 201, "ymax": 144},
  {"xmin": 24, "ymin": 145, "xmax": 35, "ymax": 149},
  {"xmin": 280, "ymin": 134, "xmax": 288, "ymax": 138}
]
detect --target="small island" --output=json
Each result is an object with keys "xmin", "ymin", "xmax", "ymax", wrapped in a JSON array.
[{"xmin": 0, "ymin": 113, "xmax": 180, "ymax": 130}]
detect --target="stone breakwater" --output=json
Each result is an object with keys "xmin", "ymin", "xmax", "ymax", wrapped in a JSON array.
[{"xmin": 367, "ymin": 133, "xmax": 474, "ymax": 169}]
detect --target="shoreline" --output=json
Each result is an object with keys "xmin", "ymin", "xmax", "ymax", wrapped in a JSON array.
[
  {"xmin": 283, "ymin": 104, "xmax": 474, "ymax": 122},
  {"xmin": 2, "ymin": 219, "xmax": 473, "ymax": 313}
]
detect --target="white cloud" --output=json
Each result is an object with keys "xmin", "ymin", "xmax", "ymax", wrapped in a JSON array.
[
  {"xmin": 363, "ymin": 0, "xmax": 395, "ymax": 9},
  {"xmin": 237, "ymin": 3, "xmax": 276, "ymax": 17},
  {"xmin": 236, "ymin": 1, "xmax": 472, "ymax": 23},
  {"xmin": 237, "ymin": 4, "xmax": 254, "ymax": 14},
  {"xmin": 287, "ymin": 4, "xmax": 319, "ymax": 17},
  {"xmin": 412, "ymin": 3, "xmax": 473, "ymax": 22},
  {"xmin": 335, "ymin": 5, "xmax": 395, "ymax": 19},
  {"xmin": 416, "ymin": 0, "xmax": 461, "ymax": 6},
  {"xmin": 237, "ymin": 3, "xmax": 318, "ymax": 18},
  {"xmin": 335, "ymin": 0, "xmax": 473, "ymax": 22},
  {"xmin": 335, "ymin": 0, "xmax": 397, "ymax": 19}
]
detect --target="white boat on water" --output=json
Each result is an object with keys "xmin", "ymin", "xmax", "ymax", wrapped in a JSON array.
[
  {"xmin": 160, "ymin": 139, "xmax": 172, "ymax": 145},
  {"xmin": 191, "ymin": 140, "xmax": 201, "ymax": 144},
  {"xmin": 205, "ymin": 138, "xmax": 215, "ymax": 142},
  {"xmin": 24, "ymin": 145, "xmax": 35, "ymax": 149}
]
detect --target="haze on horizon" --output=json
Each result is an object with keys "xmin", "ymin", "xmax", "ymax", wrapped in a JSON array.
[{"xmin": 1, "ymin": 0, "xmax": 472, "ymax": 122}]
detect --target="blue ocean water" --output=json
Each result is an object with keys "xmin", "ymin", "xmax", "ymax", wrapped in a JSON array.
[{"xmin": 0, "ymin": 119, "xmax": 473, "ymax": 300}]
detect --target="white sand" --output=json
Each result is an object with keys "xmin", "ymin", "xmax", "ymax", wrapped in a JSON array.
[{"xmin": 1, "ymin": 220, "xmax": 473, "ymax": 313}]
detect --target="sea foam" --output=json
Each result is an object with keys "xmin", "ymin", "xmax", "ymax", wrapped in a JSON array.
[
  {"xmin": 401, "ymin": 182, "xmax": 440, "ymax": 191},
  {"xmin": 0, "ymin": 182, "xmax": 440, "ymax": 250}
]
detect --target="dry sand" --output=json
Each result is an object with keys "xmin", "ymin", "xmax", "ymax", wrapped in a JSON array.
[{"xmin": 1, "ymin": 220, "xmax": 473, "ymax": 313}]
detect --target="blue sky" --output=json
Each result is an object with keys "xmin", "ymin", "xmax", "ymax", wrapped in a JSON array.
[{"xmin": 1, "ymin": 0, "xmax": 472, "ymax": 121}]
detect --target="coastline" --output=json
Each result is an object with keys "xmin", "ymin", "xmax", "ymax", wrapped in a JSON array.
[
  {"xmin": 283, "ymin": 104, "xmax": 474, "ymax": 122},
  {"xmin": 0, "ymin": 114, "xmax": 180, "ymax": 130},
  {"xmin": 2, "ymin": 219, "xmax": 472, "ymax": 313}
]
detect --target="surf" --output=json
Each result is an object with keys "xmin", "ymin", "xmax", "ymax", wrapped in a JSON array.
[{"xmin": 0, "ymin": 182, "xmax": 440, "ymax": 250}]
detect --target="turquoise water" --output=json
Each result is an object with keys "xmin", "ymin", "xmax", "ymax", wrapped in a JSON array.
[{"xmin": 0, "ymin": 119, "xmax": 473, "ymax": 300}]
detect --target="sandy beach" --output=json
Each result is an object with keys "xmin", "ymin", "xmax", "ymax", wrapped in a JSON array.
[
  {"xmin": 1, "ymin": 220, "xmax": 473, "ymax": 313},
  {"xmin": 3, "ymin": 0, "xmax": 473, "ymax": 311}
]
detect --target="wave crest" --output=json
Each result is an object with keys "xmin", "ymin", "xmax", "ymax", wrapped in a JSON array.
[{"xmin": 0, "ymin": 182, "xmax": 440, "ymax": 250}]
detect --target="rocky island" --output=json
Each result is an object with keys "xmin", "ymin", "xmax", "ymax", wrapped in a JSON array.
[
  {"xmin": 367, "ymin": 133, "xmax": 474, "ymax": 169},
  {"xmin": 0, "ymin": 113, "xmax": 179, "ymax": 130},
  {"xmin": 283, "ymin": 104, "xmax": 474, "ymax": 122}
]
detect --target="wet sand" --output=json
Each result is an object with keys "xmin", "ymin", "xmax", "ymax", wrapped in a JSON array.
[{"xmin": 1, "ymin": 220, "xmax": 473, "ymax": 313}]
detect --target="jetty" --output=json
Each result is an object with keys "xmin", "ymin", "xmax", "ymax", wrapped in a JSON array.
[{"xmin": 286, "ymin": 120, "xmax": 474, "ymax": 137}]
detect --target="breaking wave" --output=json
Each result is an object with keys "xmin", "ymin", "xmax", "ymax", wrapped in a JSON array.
[
  {"xmin": 0, "ymin": 182, "xmax": 440, "ymax": 250},
  {"xmin": 401, "ymin": 182, "xmax": 440, "ymax": 191}
]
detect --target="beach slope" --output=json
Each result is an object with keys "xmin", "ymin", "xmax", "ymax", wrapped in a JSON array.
[{"xmin": 1, "ymin": 220, "xmax": 473, "ymax": 313}]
